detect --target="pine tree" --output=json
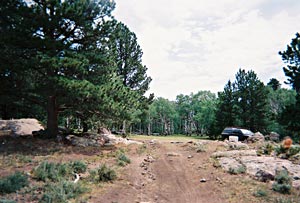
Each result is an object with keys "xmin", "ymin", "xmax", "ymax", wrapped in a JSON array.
[
  {"xmin": 216, "ymin": 80, "xmax": 235, "ymax": 132},
  {"xmin": 233, "ymin": 69, "xmax": 268, "ymax": 132},
  {"xmin": 279, "ymin": 33, "xmax": 300, "ymax": 93}
]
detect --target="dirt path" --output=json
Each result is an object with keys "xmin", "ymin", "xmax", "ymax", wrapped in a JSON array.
[{"xmin": 93, "ymin": 140, "xmax": 228, "ymax": 203}]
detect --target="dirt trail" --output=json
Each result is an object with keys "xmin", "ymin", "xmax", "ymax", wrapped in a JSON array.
[{"xmin": 93, "ymin": 140, "xmax": 228, "ymax": 203}]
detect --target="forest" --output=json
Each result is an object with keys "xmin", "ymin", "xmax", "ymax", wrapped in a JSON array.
[{"xmin": 1, "ymin": 0, "xmax": 300, "ymax": 140}]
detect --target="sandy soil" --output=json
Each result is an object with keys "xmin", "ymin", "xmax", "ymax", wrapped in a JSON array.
[
  {"xmin": 92, "ymin": 140, "xmax": 229, "ymax": 203},
  {"xmin": 1, "ymin": 136, "xmax": 299, "ymax": 203}
]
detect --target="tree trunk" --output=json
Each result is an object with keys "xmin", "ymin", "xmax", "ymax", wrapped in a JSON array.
[
  {"xmin": 122, "ymin": 120, "xmax": 126, "ymax": 134},
  {"xmin": 1, "ymin": 104, "xmax": 9, "ymax": 120},
  {"xmin": 82, "ymin": 121, "xmax": 88, "ymax": 133},
  {"xmin": 47, "ymin": 96, "xmax": 58, "ymax": 138}
]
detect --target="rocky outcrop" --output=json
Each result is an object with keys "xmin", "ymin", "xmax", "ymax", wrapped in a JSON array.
[
  {"xmin": 247, "ymin": 132, "xmax": 265, "ymax": 143},
  {"xmin": 265, "ymin": 132, "xmax": 280, "ymax": 142},
  {"xmin": 0, "ymin": 119, "xmax": 44, "ymax": 136},
  {"xmin": 65, "ymin": 131, "xmax": 142, "ymax": 147},
  {"xmin": 211, "ymin": 150, "xmax": 257, "ymax": 158},
  {"xmin": 216, "ymin": 153, "xmax": 300, "ymax": 187}
]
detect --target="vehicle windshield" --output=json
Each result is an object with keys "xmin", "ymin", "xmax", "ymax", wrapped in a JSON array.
[{"xmin": 240, "ymin": 129, "xmax": 253, "ymax": 135}]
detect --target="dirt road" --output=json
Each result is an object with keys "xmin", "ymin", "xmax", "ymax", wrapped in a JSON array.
[{"xmin": 93, "ymin": 140, "xmax": 228, "ymax": 203}]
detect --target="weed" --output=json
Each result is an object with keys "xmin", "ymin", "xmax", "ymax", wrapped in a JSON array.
[
  {"xmin": 275, "ymin": 145, "xmax": 288, "ymax": 156},
  {"xmin": 40, "ymin": 180, "xmax": 87, "ymax": 203},
  {"xmin": 196, "ymin": 144, "xmax": 206, "ymax": 153},
  {"xmin": 263, "ymin": 143, "xmax": 274, "ymax": 155},
  {"xmin": 228, "ymin": 165, "xmax": 246, "ymax": 175},
  {"xmin": 70, "ymin": 161, "xmax": 87, "ymax": 173},
  {"xmin": 117, "ymin": 153, "xmax": 131, "ymax": 166},
  {"xmin": 253, "ymin": 188, "xmax": 268, "ymax": 197},
  {"xmin": 272, "ymin": 169, "xmax": 292, "ymax": 194},
  {"xmin": 32, "ymin": 161, "xmax": 72, "ymax": 182},
  {"xmin": 89, "ymin": 164, "xmax": 117, "ymax": 182},
  {"xmin": 273, "ymin": 197, "xmax": 296, "ymax": 203},
  {"xmin": 287, "ymin": 145, "xmax": 300, "ymax": 157},
  {"xmin": 137, "ymin": 144, "xmax": 147, "ymax": 154},
  {"xmin": 16, "ymin": 154, "xmax": 33, "ymax": 163},
  {"xmin": 0, "ymin": 172, "xmax": 29, "ymax": 194}
]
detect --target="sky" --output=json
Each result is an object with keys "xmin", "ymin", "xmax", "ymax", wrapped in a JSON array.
[{"xmin": 112, "ymin": 0, "xmax": 300, "ymax": 100}]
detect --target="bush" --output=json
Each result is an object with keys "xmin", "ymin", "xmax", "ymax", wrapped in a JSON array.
[
  {"xmin": 253, "ymin": 188, "xmax": 268, "ymax": 197},
  {"xmin": 228, "ymin": 165, "xmax": 246, "ymax": 175},
  {"xmin": 272, "ymin": 169, "xmax": 292, "ymax": 194},
  {"xmin": 287, "ymin": 145, "xmax": 300, "ymax": 157},
  {"xmin": 70, "ymin": 161, "xmax": 87, "ymax": 174},
  {"xmin": 40, "ymin": 181, "xmax": 87, "ymax": 203},
  {"xmin": 33, "ymin": 161, "xmax": 72, "ymax": 182},
  {"xmin": 0, "ymin": 172, "xmax": 29, "ymax": 194},
  {"xmin": 263, "ymin": 143, "xmax": 274, "ymax": 155},
  {"xmin": 117, "ymin": 153, "xmax": 131, "ymax": 166},
  {"xmin": 89, "ymin": 164, "xmax": 116, "ymax": 182}
]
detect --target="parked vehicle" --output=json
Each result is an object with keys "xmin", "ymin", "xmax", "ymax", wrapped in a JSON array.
[{"xmin": 221, "ymin": 127, "xmax": 254, "ymax": 141}]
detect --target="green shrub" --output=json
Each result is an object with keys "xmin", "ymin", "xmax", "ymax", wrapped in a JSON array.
[
  {"xmin": 272, "ymin": 169, "xmax": 292, "ymax": 194},
  {"xmin": 40, "ymin": 181, "xmax": 87, "ymax": 203},
  {"xmin": 33, "ymin": 161, "xmax": 71, "ymax": 182},
  {"xmin": 70, "ymin": 161, "xmax": 87, "ymax": 173},
  {"xmin": 274, "ymin": 145, "xmax": 288, "ymax": 155},
  {"xmin": 0, "ymin": 172, "xmax": 29, "ymax": 194},
  {"xmin": 98, "ymin": 165, "xmax": 117, "ymax": 182},
  {"xmin": 287, "ymin": 145, "xmax": 300, "ymax": 157},
  {"xmin": 263, "ymin": 143, "xmax": 274, "ymax": 155},
  {"xmin": 117, "ymin": 153, "xmax": 131, "ymax": 166},
  {"xmin": 228, "ymin": 165, "xmax": 246, "ymax": 175},
  {"xmin": 89, "ymin": 165, "xmax": 116, "ymax": 182},
  {"xmin": 253, "ymin": 188, "xmax": 268, "ymax": 197}
]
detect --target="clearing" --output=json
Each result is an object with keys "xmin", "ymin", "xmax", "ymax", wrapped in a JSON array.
[{"xmin": 0, "ymin": 135, "xmax": 299, "ymax": 202}]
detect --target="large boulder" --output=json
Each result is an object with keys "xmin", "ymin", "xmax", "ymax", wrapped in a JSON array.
[
  {"xmin": 0, "ymin": 119, "xmax": 44, "ymax": 136},
  {"xmin": 265, "ymin": 132, "xmax": 280, "ymax": 142},
  {"xmin": 247, "ymin": 132, "xmax": 265, "ymax": 143}
]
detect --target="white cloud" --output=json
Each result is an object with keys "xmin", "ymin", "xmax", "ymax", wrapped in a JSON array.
[{"xmin": 113, "ymin": 0, "xmax": 300, "ymax": 100}]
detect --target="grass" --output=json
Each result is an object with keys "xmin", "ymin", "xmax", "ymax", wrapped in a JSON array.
[
  {"xmin": 129, "ymin": 134, "xmax": 210, "ymax": 142},
  {"xmin": 0, "ymin": 172, "xmax": 29, "ymax": 194},
  {"xmin": 32, "ymin": 161, "xmax": 87, "ymax": 182},
  {"xmin": 228, "ymin": 165, "xmax": 246, "ymax": 175},
  {"xmin": 272, "ymin": 169, "xmax": 292, "ymax": 194},
  {"xmin": 41, "ymin": 180, "xmax": 87, "ymax": 203},
  {"xmin": 89, "ymin": 164, "xmax": 117, "ymax": 183}
]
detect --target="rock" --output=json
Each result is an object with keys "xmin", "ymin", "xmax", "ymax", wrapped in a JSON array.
[
  {"xmin": 150, "ymin": 139, "xmax": 157, "ymax": 145},
  {"xmin": 247, "ymin": 132, "xmax": 265, "ymax": 143},
  {"xmin": 66, "ymin": 135, "xmax": 100, "ymax": 147},
  {"xmin": 188, "ymin": 155, "xmax": 193, "ymax": 159},
  {"xmin": 200, "ymin": 178, "xmax": 207, "ymax": 182},
  {"xmin": 211, "ymin": 150, "xmax": 257, "ymax": 158},
  {"xmin": 228, "ymin": 142, "xmax": 249, "ymax": 150},
  {"xmin": 255, "ymin": 169, "xmax": 274, "ymax": 182},
  {"xmin": 144, "ymin": 155, "xmax": 155, "ymax": 163},
  {"xmin": 218, "ymin": 157, "xmax": 244, "ymax": 172},
  {"xmin": 0, "ymin": 119, "xmax": 44, "ymax": 136},
  {"xmin": 265, "ymin": 132, "xmax": 280, "ymax": 142},
  {"xmin": 98, "ymin": 127, "xmax": 111, "ymax": 135},
  {"xmin": 290, "ymin": 153, "xmax": 300, "ymax": 164},
  {"xmin": 166, "ymin": 152, "xmax": 180, "ymax": 157}
]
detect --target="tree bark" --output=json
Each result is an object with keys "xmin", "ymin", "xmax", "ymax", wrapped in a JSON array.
[
  {"xmin": 47, "ymin": 96, "xmax": 58, "ymax": 138},
  {"xmin": 82, "ymin": 121, "xmax": 88, "ymax": 133}
]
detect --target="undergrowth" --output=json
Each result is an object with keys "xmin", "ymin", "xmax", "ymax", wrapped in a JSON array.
[{"xmin": 0, "ymin": 172, "xmax": 29, "ymax": 194}]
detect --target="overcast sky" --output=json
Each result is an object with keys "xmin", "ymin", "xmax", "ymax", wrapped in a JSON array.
[{"xmin": 113, "ymin": 0, "xmax": 300, "ymax": 100}]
